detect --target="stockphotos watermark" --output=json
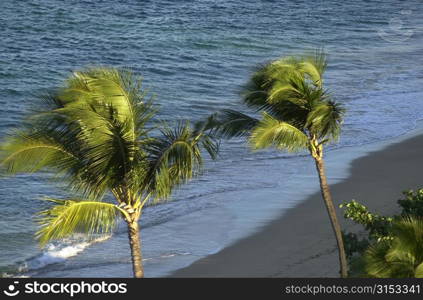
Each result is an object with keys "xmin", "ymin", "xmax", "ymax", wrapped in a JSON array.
[{"xmin": 2, "ymin": 280, "xmax": 127, "ymax": 297}]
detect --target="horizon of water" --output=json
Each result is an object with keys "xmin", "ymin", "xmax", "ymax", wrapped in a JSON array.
[{"xmin": 0, "ymin": 0, "xmax": 422, "ymax": 277}]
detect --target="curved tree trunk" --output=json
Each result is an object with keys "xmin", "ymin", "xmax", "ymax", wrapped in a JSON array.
[
  {"xmin": 127, "ymin": 220, "xmax": 144, "ymax": 278},
  {"xmin": 314, "ymin": 157, "xmax": 348, "ymax": 278}
]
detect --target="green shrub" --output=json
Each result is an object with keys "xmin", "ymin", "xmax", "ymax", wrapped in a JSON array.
[
  {"xmin": 398, "ymin": 189, "xmax": 423, "ymax": 217},
  {"xmin": 363, "ymin": 217, "xmax": 423, "ymax": 278},
  {"xmin": 340, "ymin": 189, "xmax": 423, "ymax": 277},
  {"xmin": 340, "ymin": 200, "xmax": 393, "ymax": 242}
]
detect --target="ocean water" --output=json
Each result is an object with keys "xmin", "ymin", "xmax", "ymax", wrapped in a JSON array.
[{"xmin": 0, "ymin": 0, "xmax": 422, "ymax": 277}]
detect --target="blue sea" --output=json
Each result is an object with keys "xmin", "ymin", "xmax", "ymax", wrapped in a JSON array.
[{"xmin": 0, "ymin": 0, "xmax": 422, "ymax": 277}]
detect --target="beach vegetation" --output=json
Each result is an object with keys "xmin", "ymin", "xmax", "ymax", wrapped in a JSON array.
[
  {"xmin": 341, "ymin": 189, "xmax": 423, "ymax": 277},
  {"xmin": 364, "ymin": 217, "xmax": 423, "ymax": 278},
  {"xmin": 398, "ymin": 189, "xmax": 423, "ymax": 217}
]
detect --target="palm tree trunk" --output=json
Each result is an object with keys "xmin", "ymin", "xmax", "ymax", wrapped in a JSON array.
[
  {"xmin": 127, "ymin": 220, "xmax": 144, "ymax": 278},
  {"xmin": 314, "ymin": 157, "xmax": 348, "ymax": 278}
]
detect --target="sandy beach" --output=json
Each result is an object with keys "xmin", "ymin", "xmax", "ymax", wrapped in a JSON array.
[{"xmin": 171, "ymin": 130, "xmax": 423, "ymax": 277}]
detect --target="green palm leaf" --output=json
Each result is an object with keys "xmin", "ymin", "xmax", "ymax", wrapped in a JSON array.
[
  {"xmin": 250, "ymin": 112, "xmax": 309, "ymax": 151},
  {"xmin": 36, "ymin": 198, "xmax": 122, "ymax": 246},
  {"xmin": 68, "ymin": 69, "xmax": 136, "ymax": 123},
  {"xmin": 0, "ymin": 130, "xmax": 80, "ymax": 175},
  {"xmin": 364, "ymin": 240, "xmax": 393, "ymax": 278},
  {"xmin": 298, "ymin": 50, "xmax": 327, "ymax": 87},
  {"xmin": 364, "ymin": 217, "xmax": 423, "ymax": 278},
  {"xmin": 306, "ymin": 100, "xmax": 345, "ymax": 141},
  {"xmin": 208, "ymin": 109, "xmax": 259, "ymax": 138},
  {"xmin": 414, "ymin": 262, "xmax": 423, "ymax": 278},
  {"xmin": 146, "ymin": 121, "xmax": 217, "ymax": 201}
]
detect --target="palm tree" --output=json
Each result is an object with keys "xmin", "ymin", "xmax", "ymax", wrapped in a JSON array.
[
  {"xmin": 206, "ymin": 51, "xmax": 348, "ymax": 277},
  {"xmin": 364, "ymin": 217, "xmax": 423, "ymax": 278},
  {"xmin": 0, "ymin": 68, "xmax": 218, "ymax": 278}
]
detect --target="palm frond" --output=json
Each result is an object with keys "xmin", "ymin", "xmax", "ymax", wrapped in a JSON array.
[
  {"xmin": 364, "ymin": 217, "xmax": 423, "ymax": 278},
  {"xmin": 72, "ymin": 68, "xmax": 136, "ymax": 123},
  {"xmin": 240, "ymin": 51, "xmax": 344, "ymax": 144},
  {"xmin": 241, "ymin": 64, "xmax": 305, "ymax": 120},
  {"xmin": 145, "ymin": 122, "xmax": 206, "ymax": 201},
  {"xmin": 63, "ymin": 68, "xmax": 155, "ymax": 143},
  {"xmin": 306, "ymin": 100, "xmax": 345, "ymax": 141},
  {"xmin": 86, "ymin": 115, "xmax": 136, "ymax": 187},
  {"xmin": 250, "ymin": 112, "xmax": 309, "ymax": 151},
  {"xmin": 267, "ymin": 80, "xmax": 300, "ymax": 104},
  {"xmin": 200, "ymin": 134, "xmax": 219, "ymax": 160},
  {"xmin": 208, "ymin": 109, "xmax": 259, "ymax": 138},
  {"xmin": 299, "ymin": 49, "xmax": 327, "ymax": 87},
  {"xmin": 389, "ymin": 217, "xmax": 423, "ymax": 264},
  {"xmin": 36, "ymin": 198, "xmax": 121, "ymax": 247},
  {"xmin": 241, "ymin": 64, "xmax": 272, "ymax": 110},
  {"xmin": 0, "ymin": 130, "xmax": 80, "ymax": 175},
  {"xmin": 364, "ymin": 240, "xmax": 393, "ymax": 278},
  {"xmin": 415, "ymin": 262, "xmax": 423, "ymax": 278}
]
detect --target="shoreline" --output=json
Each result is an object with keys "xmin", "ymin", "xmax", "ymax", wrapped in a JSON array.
[{"xmin": 171, "ymin": 129, "xmax": 423, "ymax": 277}]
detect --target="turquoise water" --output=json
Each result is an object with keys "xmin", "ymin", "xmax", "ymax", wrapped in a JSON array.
[{"xmin": 0, "ymin": 0, "xmax": 422, "ymax": 277}]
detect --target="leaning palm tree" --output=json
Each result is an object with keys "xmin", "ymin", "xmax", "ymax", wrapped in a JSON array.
[
  {"xmin": 0, "ymin": 68, "xmax": 218, "ymax": 278},
  {"xmin": 364, "ymin": 217, "xmax": 423, "ymax": 278},
  {"xmin": 206, "ymin": 51, "xmax": 348, "ymax": 277}
]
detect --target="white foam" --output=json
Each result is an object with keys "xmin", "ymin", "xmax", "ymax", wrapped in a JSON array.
[{"xmin": 22, "ymin": 235, "xmax": 111, "ymax": 271}]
